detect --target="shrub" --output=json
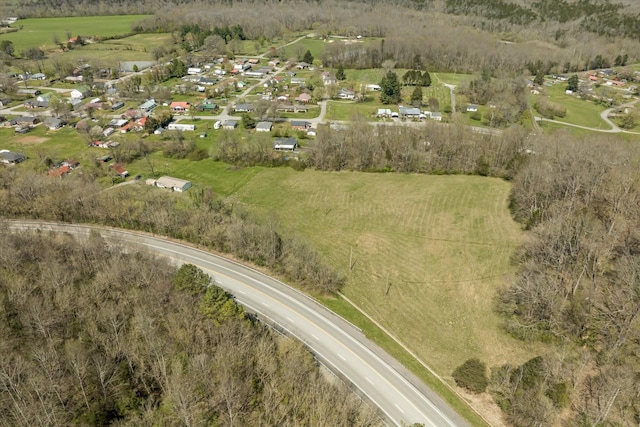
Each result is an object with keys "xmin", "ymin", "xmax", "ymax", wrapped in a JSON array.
[{"xmin": 452, "ymin": 358, "xmax": 488, "ymax": 393}]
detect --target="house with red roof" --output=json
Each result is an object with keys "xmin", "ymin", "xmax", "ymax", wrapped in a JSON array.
[{"xmin": 170, "ymin": 101, "xmax": 190, "ymax": 113}]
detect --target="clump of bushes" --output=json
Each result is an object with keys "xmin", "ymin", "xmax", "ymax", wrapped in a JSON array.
[{"xmin": 452, "ymin": 358, "xmax": 488, "ymax": 393}]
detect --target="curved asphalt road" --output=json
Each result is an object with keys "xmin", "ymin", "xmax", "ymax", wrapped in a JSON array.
[{"xmin": 6, "ymin": 221, "xmax": 468, "ymax": 427}]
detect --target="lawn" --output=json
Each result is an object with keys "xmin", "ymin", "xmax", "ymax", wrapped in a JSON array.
[{"xmin": 0, "ymin": 15, "xmax": 150, "ymax": 53}]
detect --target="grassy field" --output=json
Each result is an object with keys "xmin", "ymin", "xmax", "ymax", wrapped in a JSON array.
[
  {"xmin": 534, "ymin": 83, "xmax": 609, "ymax": 129},
  {"xmin": 279, "ymin": 37, "xmax": 326, "ymax": 61},
  {"xmin": 433, "ymin": 72, "xmax": 474, "ymax": 86},
  {"xmin": 229, "ymin": 168, "xmax": 539, "ymax": 374},
  {"xmin": 0, "ymin": 15, "xmax": 150, "ymax": 53}
]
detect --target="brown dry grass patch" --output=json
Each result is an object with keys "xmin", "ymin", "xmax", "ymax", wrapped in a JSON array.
[{"xmin": 18, "ymin": 136, "xmax": 49, "ymax": 145}]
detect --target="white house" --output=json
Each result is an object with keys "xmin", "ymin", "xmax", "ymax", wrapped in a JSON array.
[
  {"xmin": 167, "ymin": 123, "xmax": 196, "ymax": 131},
  {"xmin": 273, "ymin": 137, "xmax": 298, "ymax": 151},
  {"xmin": 187, "ymin": 67, "xmax": 202, "ymax": 75},
  {"xmin": 149, "ymin": 176, "xmax": 192, "ymax": 192},
  {"xmin": 256, "ymin": 121, "xmax": 273, "ymax": 132},
  {"xmin": 70, "ymin": 86, "xmax": 90, "ymax": 99}
]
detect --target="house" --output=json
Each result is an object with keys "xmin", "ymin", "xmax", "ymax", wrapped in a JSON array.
[
  {"xmin": 43, "ymin": 117, "xmax": 64, "ymax": 130},
  {"xmin": 0, "ymin": 98, "xmax": 11, "ymax": 108},
  {"xmin": 149, "ymin": 176, "xmax": 192, "ymax": 192},
  {"xmin": 290, "ymin": 77, "xmax": 306, "ymax": 85},
  {"xmin": 273, "ymin": 137, "xmax": 298, "ymax": 151},
  {"xmin": 187, "ymin": 67, "xmax": 202, "ymax": 75},
  {"xmin": 170, "ymin": 101, "xmax": 190, "ymax": 113},
  {"xmin": 112, "ymin": 163, "xmax": 129, "ymax": 178},
  {"xmin": 71, "ymin": 86, "xmax": 90, "ymax": 99},
  {"xmin": 337, "ymin": 88, "xmax": 356, "ymax": 100},
  {"xmin": 245, "ymin": 70, "xmax": 266, "ymax": 78},
  {"xmin": 29, "ymin": 73, "xmax": 46, "ymax": 80},
  {"xmin": 10, "ymin": 116, "xmax": 39, "ymax": 127},
  {"xmin": 198, "ymin": 77, "xmax": 217, "ymax": 85},
  {"xmin": 295, "ymin": 62, "xmax": 311, "ymax": 70},
  {"xmin": 399, "ymin": 106, "xmax": 421, "ymax": 118},
  {"xmin": 247, "ymin": 58, "xmax": 260, "ymax": 65},
  {"xmin": 307, "ymin": 127, "xmax": 317, "ymax": 136},
  {"xmin": 429, "ymin": 112, "xmax": 442, "ymax": 121},
  {"xmin": 167, "ymin": 123, "xmax": 196, "ymax": 131},
  {"xmin": 366, "ymin": 84, "xmax": 381, "ymax": 91},
  {"xmin": 196, "ymin": 99, "xmax": 218, "ymax": 112},
  {"xmin": 17, "ymin": 89, "xmax": 41, "ymax": 96},
  {"xmin": 256, "ymin": 121, "xmax": 273, "ymax": 132},
  {"xmin": 138, "ymin": 99, "xmax": 156, "ymax": 113},
  {"xmin": 290, "ymin": 120, "xmax": 310, "ymax": 130},
  {"xmin": 466, "ymin": 104, "xmax": 478, "ymax": 112},
  {"xmin": 321, "ymin": 73, "xmax": 337, "ymax": 85},
  {"xmin": 277, "ymin": 104, "xmax": 308, "ymax": 113},
  {"xmin": 0, "ymin": 150, "xmax": 26, "ymax": 165},
  {"xmin": 108, "ymin": 119, "xmax": 128, "ymax": 128},
  {"xmin": 234, "ymin": 103, "xmax": 254, "ymax": 113},
  {"xmin": 222, "ymin": 119, "xmax": 239, "ymax": 130},
  {"xmin": 111, "ymin": 101, "xmax": 125, "ymax": 111},
  {"xmin": 376, "ymin": 108, "xmax": 392, "ymax": 117},
  {"xmin": 295, "ymin": 93, "xmax": 312, "ymax": 103},
  {"xmin": 268, "ymin": 59, "xmax": 280, "ymax": 67}
]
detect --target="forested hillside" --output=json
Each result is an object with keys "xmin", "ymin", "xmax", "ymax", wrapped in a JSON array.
[
  {"xmin": 3, "ymin": 0, "xmax": 640, "ymax": 75},
  {"xmin": 0, "ymin": 231, "xmax": 381, "ymax": 425}
]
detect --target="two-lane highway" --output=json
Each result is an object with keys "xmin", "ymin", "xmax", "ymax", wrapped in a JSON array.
[{"xmin": 6, "ymin": 221, "xmax": 469, "ymax": 427}]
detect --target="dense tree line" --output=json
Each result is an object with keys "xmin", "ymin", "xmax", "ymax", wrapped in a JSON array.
[
  {"xmin": 0, "ymin": 232, "xmax": 381, "ymax": 425},
  {"xmin": 308, "ymin": 118, "xmax": 529, "ymax": 177},
  {"xmin": 0, "ymin": 168, "xmax": 343, "ymax": 294},
  {"xmin": 493, "ymin": 133, "xmax": 640, "ymax": 426}
]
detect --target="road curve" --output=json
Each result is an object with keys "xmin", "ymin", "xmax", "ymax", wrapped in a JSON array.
[{"xmin": 6, "ymin": 221, "xmax": 469, "ymax": 427}]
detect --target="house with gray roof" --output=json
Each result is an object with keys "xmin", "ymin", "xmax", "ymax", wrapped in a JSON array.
[{"xmin": 256, "ymin": 121, "xmax": 273, "ymax": 132}]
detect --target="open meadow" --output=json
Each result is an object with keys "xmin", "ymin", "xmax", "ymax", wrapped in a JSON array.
[{"xmin": 229, "ymin": 168, "xmax": 541, "ymax": 376}]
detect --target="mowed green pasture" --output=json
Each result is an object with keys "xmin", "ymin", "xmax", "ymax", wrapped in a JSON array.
[
  {"xmin": 232, "ymin": 168, "xmax": 539, "ymax": 375},
  {"xmin": 0, "ymin": 15, "xmax": 150, "ymax": 53},
  {"xmin": 534, "ymin": 83, "xmax": 609, "ymax": 129}
]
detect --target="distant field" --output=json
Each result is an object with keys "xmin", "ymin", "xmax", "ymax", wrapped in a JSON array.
[
  {"xmin": 231, "ymin": 168, "xmax": 539, "ymax": 375},
  {"xmin": 280, "ymin": 37, "xmax": 326, "ymax": 61},
  {"xmin": 0, "ymin": 15, "xmax": 150, "ymax": 53}
]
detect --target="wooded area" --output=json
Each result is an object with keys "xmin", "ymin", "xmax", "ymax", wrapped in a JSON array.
[
  {"xmin": 4, "ymin": 0, "xmax": 640, "ymax": 76},
  {"xmin": 0, "ymin": 232, "xmax": 381, "ymax": 425}
]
